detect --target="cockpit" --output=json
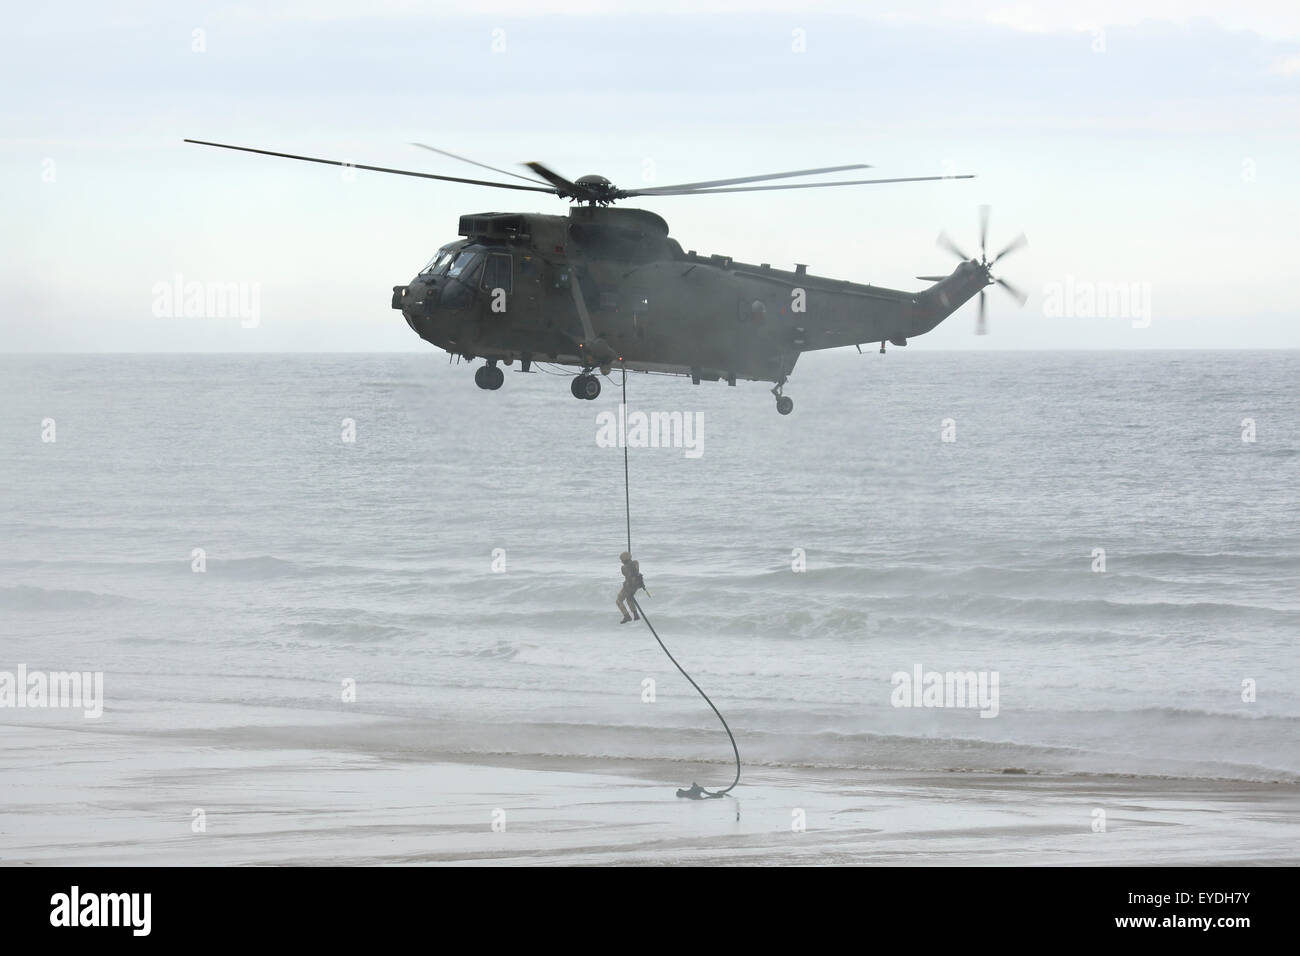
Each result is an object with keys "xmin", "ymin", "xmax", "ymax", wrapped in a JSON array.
[
  {"xmin": 420, "ymin": 245, "xmax": 482, "ymax": 280},
  {"xmin": 420, "ymin": 248, "xmax": 454, "ymax": 275}
]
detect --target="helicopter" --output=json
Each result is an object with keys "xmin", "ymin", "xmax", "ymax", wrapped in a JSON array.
[{"xmin": 184, "ymin": 140, "xmax": 1028, "ymax": 414}]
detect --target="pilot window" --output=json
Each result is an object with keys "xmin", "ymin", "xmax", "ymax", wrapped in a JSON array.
[
  {"xmin": 480, "ymin": 253, "xmax": 513, "ymax": 293},
  {"xmin": 420, "ymin": 249, "xmax": 455, "ymax": 275},
  {"xmin": 448, "ymin": 250, "xmax": 482, "ymax": 279}
]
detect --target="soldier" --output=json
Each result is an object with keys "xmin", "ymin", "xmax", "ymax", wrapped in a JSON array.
[{"xmin": 616, "ymin": 551, "xmax": 644, "ymax": 624}]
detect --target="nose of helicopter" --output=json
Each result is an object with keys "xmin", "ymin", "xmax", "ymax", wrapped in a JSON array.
[
  {"xmin": 392, "ymin": 274, "xmax": 437, "ymax": 333},
  {"xmin": 393, "ymin": 273, "xmax": 433, "ymax": 305}
]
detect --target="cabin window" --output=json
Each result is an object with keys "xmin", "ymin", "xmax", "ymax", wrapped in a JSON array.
[{"xmin": 481, "ymin": 253, "xmax": 513, "ymax": 293}]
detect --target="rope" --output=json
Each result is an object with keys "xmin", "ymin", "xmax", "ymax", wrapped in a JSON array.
[
  {"xmin": 622, "ymin": 367, "xmax": 631, "ymax": 555},
  {"xmin": 631, "ymin": 596, "xmax": 741, "ymax": 798},
  {"xmin": 619, "ymin": 362, "xmax": 740, "ymax": 799}
]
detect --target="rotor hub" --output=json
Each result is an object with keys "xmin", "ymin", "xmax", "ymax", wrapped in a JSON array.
[
  {"xmin": 935, "ymin": 206, "xmax": 1029, "ymax": 334},
  {"xmin": 570, "ymin": 174, "xmax": 619, "ymax": 204}
]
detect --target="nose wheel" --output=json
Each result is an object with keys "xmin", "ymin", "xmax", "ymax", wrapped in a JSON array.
[
  {"xmin": 570, "ymin": 372, "xmax": 601, "ymax": 400},
  {"xmin": 771, "ymin": 380, "xmax": 793, "ymax": 415},
  {"xmin": 475, "ymin": 363, "xmax": 504, "ymax": 390}
]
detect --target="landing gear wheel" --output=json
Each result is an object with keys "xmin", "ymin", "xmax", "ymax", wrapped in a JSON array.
[
  {"xmin": 476, "ymin": 365, "xmax": 504, "ymax": 390},
  {"xmin": 771, "ymin": 378, "xmax": 793, "ymax": 415},
  {"xmin": 571, "ymin": 374, "xmax": 601, "ymax": 400}
]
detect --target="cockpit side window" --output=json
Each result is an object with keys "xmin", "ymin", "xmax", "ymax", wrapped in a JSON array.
[{"xmin": 448, "ymin": 250, "xmax": 482, "ymax": 279}]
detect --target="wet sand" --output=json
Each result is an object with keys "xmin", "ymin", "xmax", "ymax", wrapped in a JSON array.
[{"xmin": 2, "ymin": 706, "xmax": 1296, "ymax": 866}]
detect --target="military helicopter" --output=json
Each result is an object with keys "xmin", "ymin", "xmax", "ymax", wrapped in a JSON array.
[{"xmin": 185, "ymin": 140, "xmax": 1028, "ymax": 414}]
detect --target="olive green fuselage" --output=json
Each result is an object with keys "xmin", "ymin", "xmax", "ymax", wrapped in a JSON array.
[{"xmin": 394, "ymin": 206, "xmax": 987, "ymax": 385}]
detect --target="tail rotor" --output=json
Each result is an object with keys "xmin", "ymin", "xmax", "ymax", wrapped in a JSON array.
[{"xmin": 936, "ymin": 205, "xmax": 1028, "ymax": 335}]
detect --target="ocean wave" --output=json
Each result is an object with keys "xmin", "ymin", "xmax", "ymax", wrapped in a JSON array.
[
  {"xmin": 358, "ymin": 721, "xmax": 1300, "ymax": 784},
  {"xmin": 159, "ymin": 685, "xmax": 1297, "ymax": 783},
  {"xmin": 357, "ymin": 380, "xmax": 431, "ymax": 389},
  {"xmin": 211, "ymin": 555, "xmax": 302, "ymax": 578},
  {"xmin": 908, "ymin": 593, "xmax": 1299, "ymax": 630},
  {"xmin": 205, "ymin": 556, "xmax": 427, "ymax": 580},
  {"xmin": 1117, "ymin": 550, "xmax": 1300, "ymax": 571},
  {"xmin": 0, "ymin": 585, "xmax": 132, "ymax": 611}
]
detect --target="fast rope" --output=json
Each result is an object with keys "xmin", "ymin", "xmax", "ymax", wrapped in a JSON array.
[
  {"xmin": 620, "ymin": 365, "xmax": 741, "ymax": 800},
  {"xmin": 622, "ymin": 367, "xmax": 632, "ymax": 555}
]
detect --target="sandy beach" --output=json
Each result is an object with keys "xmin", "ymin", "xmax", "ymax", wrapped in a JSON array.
[{"xmin": 3, "ymin": 706, "xmax": 1295, "ymax": 866}]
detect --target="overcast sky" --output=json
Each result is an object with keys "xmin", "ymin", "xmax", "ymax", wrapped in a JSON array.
[{"xmin": 4, "ymin": 1, "xmax": 1298, "ymax": 351}]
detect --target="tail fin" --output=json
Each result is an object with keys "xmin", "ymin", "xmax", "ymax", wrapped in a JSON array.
[{"xmin": 910, "ymin": 261, "xmax": 988, "ymax": 336}]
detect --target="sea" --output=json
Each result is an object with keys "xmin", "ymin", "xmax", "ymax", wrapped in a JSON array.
[{"xmin": 2, "ymin": 350, "xmax": 1297, "ymax": 783}]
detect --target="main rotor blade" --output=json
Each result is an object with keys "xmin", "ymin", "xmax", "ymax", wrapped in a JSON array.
[
  {"xmin": 410, "ymin": 143, "xmax": 549, "ymax": 185},
  {"xmin": 184, "ymin": 140, "xmax": 558, "ymax": 193},
  {"xmin": 523, "ymin": 161, "xmax": 593, "ymax": 199},
  {"xmin": 991, "ymin": 232, "xmax": 1028, "ymax": 265},
  {"xmin": 978, "ymin": 204, "xmax": 990, "ymax": 260},
  {"xmin": 976, "ymin": 289, "xmax": 988, "ymax": 335},
  {"xmin": 937, "ymin": 231, "xmax": 971, "ymax": 261},
  {"xmin": 996, "ymin": 276, "xmax": 1029, "ymax": 306},
  {"xmin": 624, "ymin": 174, "xmax": 974, "ymax": 197},
  {"xmin": 633, "ymin": 164, "xmax": 870, "ymax": 195},
  {"xmin": 916, "ymin": 275, "xmax": 949, "ymax": 282}
]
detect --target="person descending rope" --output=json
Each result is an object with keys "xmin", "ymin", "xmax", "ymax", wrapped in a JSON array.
[
  {"xmin": 615, "ymin": 366, "xmax": 739, "ymax": 803},
  {"xmin": 616, "ymin": 551, "xmax": 645, "ymax": 623}
]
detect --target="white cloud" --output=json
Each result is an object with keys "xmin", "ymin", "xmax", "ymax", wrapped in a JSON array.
[
  {"xmin": 76, "ymin": 1, "xmax": 1300, "ymax": 40},
  {"xmin": 1272, "ymin": 54, "xmax": 1300, "ymax": 75}
]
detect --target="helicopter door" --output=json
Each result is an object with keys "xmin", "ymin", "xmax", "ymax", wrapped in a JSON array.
[
  {"xmin": 631, "ymin": 292, "xmax": 650, "ymax": 341},
  {"xmin": 480, "ymin": 253, "xmax": 513, "ymax": 297},
  {"xmin": 480, "ymin": 252, "xmax": 513, "ymax": 318},
  {"xmin": 548, "ymin": 263, "xmax": 596, "ymax": 340},
  {"xmin": 512, "ymin": 253, "xmax": 543, "ymax": 327}
]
